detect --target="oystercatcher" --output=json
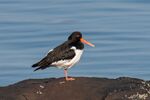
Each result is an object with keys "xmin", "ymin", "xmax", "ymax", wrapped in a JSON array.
[{"xmin": 32, "ymin": 31, "xmax": 95, "ymax": 81}]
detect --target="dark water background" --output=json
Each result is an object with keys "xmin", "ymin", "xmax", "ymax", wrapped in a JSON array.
[{"xmin": 0, "ymin": 0, "xmax": 150, "ymax": 86}]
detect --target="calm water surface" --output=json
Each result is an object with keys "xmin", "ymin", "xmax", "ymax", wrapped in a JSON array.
[{"xmin": 0, "ymin": 0, "xmax": 150, "ymax": 86}]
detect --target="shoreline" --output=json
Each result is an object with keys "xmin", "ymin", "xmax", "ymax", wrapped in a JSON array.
[{"xmin": 0, "ymin": 77, "xmax": 150, "ymax": 100}]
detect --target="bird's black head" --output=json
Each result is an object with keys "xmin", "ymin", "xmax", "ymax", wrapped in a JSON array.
[
  {"xmin": 68, "ymin": 31, "xmax": 95, "ymax": 48},
  {"xmin": 68, "ymin": 31, "xmax": 82, "ymax": 42}
]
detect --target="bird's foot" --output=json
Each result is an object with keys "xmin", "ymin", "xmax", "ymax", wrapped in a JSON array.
[{"xmin": 65, "ymin": 77, "xmax": 75, "ymax": 81}]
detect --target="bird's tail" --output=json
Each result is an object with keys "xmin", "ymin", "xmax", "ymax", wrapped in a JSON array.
[
  {"xmin": 32, "ymin": 62, "xmax": 39, "ymax": 68},
  {"xmin": 32, "ymin": 62, "xmax": 41, "ymax": 71},
  {"xmin": 32, "ymin": 57, "xmax": 50, "ymax": 71}
]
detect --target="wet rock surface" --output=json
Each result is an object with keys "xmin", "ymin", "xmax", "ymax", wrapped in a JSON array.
[{"xmin": 0, "ymin": 77, "xmax": 150, "ymax": 100}]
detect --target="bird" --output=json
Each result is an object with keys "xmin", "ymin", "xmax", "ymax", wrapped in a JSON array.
[{"xmin": 32, "ymin": 31, "xmax": 95, "ymax": 81}]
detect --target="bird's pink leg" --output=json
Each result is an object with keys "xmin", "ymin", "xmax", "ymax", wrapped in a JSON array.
[{"xmin": 64, "ymin": 69, "xmax": 75, "ymax": 81}]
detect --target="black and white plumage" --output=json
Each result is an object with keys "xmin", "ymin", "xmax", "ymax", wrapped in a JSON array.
[{"xmin": 32, "ymin": 31, "xmax": 94, "ymax": 81}]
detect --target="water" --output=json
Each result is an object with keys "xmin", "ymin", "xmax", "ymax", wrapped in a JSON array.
[{"xmin": 0, "ymin": 0, "xmax": 150, "ymax": 86}]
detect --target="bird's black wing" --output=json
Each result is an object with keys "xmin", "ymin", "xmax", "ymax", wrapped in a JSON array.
[{"xmin": 32, "ymin": 42, "xmax": 75, "ymax": 71}]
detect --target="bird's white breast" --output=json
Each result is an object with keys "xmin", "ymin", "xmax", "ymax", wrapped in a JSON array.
[
  {"xmin": 68, "ymin": 47, "xmax": 83, "ymax": 68},
  {"xmin": 51, "ymin": 47, "xmax": 83, "ymax": 69}
]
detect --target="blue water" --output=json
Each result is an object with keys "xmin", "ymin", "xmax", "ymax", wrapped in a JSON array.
[{"xmin": 0, "ymin": 0, "xmax": 150, "ymax": 86}]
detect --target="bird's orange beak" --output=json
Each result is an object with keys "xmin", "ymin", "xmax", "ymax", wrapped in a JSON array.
[{"xmin": 80, "ymin": 38, "xmax": 95, "ymax": 47}]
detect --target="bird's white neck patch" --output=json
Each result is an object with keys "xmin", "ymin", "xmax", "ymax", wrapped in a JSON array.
[{"xmin": 70, "ymin": 46, "xmax": 76, "ymax": 50}]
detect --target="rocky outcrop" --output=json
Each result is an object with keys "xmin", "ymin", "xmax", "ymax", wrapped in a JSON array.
[{"xmin": 0, "ymin": 77, "xmax": 150, "ymax": 100}]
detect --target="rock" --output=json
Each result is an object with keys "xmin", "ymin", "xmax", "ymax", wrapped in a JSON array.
[{"xmin": 0, "ymin": 77, "xmax": 150, "ymax": 100}]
